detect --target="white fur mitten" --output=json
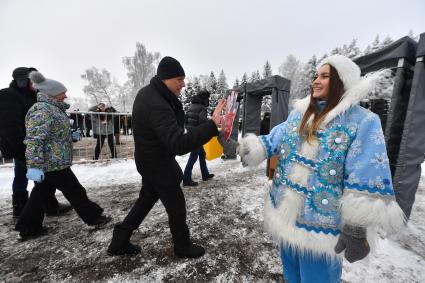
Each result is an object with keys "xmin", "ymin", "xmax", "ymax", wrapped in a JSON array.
[{"xmin": 237, "ymin": 134, "xmax": 267, "ymax": 167}]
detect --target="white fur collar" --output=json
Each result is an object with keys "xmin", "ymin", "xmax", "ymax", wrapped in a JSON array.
[{"xmin": 293, "ymin": 71, "xmax": 385, "ymax": 127}]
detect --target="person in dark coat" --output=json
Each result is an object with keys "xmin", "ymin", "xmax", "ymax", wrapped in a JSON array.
[
  {"xmin": 0, "ymin": 67, "xmax": 71, "ymax": 217},
  {"xmin": 182, "ymin": 90, "xmax": 214, "ymax": 186},
  {"xmin": 260, "ymin": 112, "xmax": 271, "ymax": 135},
  {"xmin": 107, "ymin": 56, "xmax": 224, "ymax": 258},
  {"xmin": 89, "ymin": 103, "xmax": 116, "ymax": 160}
]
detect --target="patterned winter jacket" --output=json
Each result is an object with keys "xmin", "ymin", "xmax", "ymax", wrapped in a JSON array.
[
  {"xmin": 24, "ymin": 93, "xmax": 73, "ymax": 172},
  {"xmin": 240, "ymin": 83, "xmax": 405, "ymax": 259}
]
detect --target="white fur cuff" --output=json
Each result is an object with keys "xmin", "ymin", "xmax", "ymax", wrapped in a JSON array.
[
  {"xmin": 340, "ymin": 191, "xmax": 406, "ymax": 234},
  {"xmin": 237, "ymin": 134, "xmax": 266, "ymax": 167}
]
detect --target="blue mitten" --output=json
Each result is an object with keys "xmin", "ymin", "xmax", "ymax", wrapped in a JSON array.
[
  {"xmin": 26, "ymin": 168, "xmax": 45, "ymax": 183},
  {"xmin": 72, "ymin": 130, "xmax": 81, "ymax": 142}
]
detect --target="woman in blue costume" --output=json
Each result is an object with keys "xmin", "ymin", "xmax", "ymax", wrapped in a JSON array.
[{"xmin": 237, "ymin": 55, "xmax": 405, "ymax": 283}]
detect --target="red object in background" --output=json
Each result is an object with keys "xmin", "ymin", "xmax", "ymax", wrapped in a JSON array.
[{"xmin": 224, "ymin": 91, "xmax": 238, "ymax": 140}]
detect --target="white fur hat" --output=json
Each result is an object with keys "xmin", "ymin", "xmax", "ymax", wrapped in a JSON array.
[
  {"xmin": 29, "ymin": 71, "xmax": 67, "ymax": 97},
  {"xmin": 318, "ymin": 54, "xmax": 361, "ymax": 91}
]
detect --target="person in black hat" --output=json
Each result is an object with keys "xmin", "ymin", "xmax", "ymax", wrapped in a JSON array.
[
  {"xmin": 0, "ymin": 67, "xmax": 72, "ymax": 217},
  {"xmin": 182, "ymin": 89, "xmax": 215, "ymax": 186},
  {"xmin": 107, "ymin": 56, "xmax": 225, "ymax": 258}
]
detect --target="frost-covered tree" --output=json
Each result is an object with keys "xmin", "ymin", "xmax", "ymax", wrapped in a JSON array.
[
  {"xmin": 241, "ymin": 73, "xmax": 248, "ymax": 84},
  {"xmin": 249, "ymin": 70, "xmax": 261, "ymax": 82},
  {"xmin": 205, "ymin": 72, "xmax": 218, "ymax": 114},
  {"xmin": 263, "ymin": 60, "xmax": 272, "ymax": 78},
  {"xmin": 330, "ymin": 39, "xmax": 360, "ymax": 59},
  {"xmin": 364, "ymin": 35, "xmax": 381, "ymax": 55},
  {"xmin": 116, "ymin": 81, "xmax": 136, "ymax": 112},
  {"xmin": 295, "ymin": 55, "xmax": 318, "ymax": 103},
  {"xmin": 233, "ymin": 78, "xmax": 240, "ymax": 88},
  {"xmin": 217, "ymin": 70, "xmax": 228, "ymax": 98},
  {"xmin": 81, "ymin": 67, "xmax": 117, "ymax": 107},
  {"xmin": 181, "ymin": 79, "xmax": 196, "ymax": 111},
  {"xmin": 122, "ymin": 42, "xmax": 161, "ymax": 92},
  {"xmin": 279, "ymin": 54, "xmax": 302, "ymax": 98},
  {"xmin": 193, "ymin": 76, "xmax": 202, "ymax": 93},
  {"xmin": 381, "ymin": 35, "xmax": 393, "ymax": 48}
]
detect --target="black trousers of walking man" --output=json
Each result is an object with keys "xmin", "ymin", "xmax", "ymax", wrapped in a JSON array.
[{"xmin": 120, "ymin": 179, "xmax": 190, "ymax": 247}]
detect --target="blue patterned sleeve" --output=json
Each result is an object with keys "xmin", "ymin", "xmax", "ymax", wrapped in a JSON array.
[
  {"xmin": 259, "ymin": 111, "xmax": 297, "ymax": 158},
  {"xmin": 343, "ymin": 113, "xmax": 394, "ymax": 197}
]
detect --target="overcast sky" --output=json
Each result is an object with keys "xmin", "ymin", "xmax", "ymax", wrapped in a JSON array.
[{"xmin": 0, "ymin": 0, "xmax": 424, "ymax": 99}]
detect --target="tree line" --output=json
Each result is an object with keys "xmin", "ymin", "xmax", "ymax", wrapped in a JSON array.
[{"xmin": 77, "ymin": 31, "xmax": 419, "ymax": 113}]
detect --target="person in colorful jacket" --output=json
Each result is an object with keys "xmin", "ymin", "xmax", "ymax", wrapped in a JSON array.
[
  {"xmin": 15, "ymin": 71, "xmax": 111, "ymax": 240},
  {"xmin": 237, "ymin": 55, "xmax": 405, "ymax": 283}
]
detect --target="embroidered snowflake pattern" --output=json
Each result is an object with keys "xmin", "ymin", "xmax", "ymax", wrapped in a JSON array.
[
  {"xmin": 325, "ymin": 130, "xmax": 350, "ymax": 153},
  {"xmin": 347, "ymin": 173, "xmax": 360, "ymax": 184},
  {"xmin": 279, "ymin": 142, "xmax": 292, "ymax": 161},
  {"xmin": 353, "ymin": 160, "xmax": 364, "ymax": 169},
  {"xmin": 363, "ymin": 112, "xmax": 376, "ymax": 123},
  {"xmin": 347, "ymin": 122, "xmax": 358, "ymax": 135},
  {"xmin": 347, "ymin": 139, "xmax": 362, "ymax": 159},
  {"xmin": 285, "ymin": 119, "xmax": 300, "ymax": 137},
  {"xmin": 370, "ymin": 128, "xmax": 384, "ymax": 145},
  {"xmin": 318, "ymin": 160, "xmax": 343, "ymax": 185},
  {"xmin": 368, "ymin": 175, "xmax": 385, "ymax": 190},
  {"xmin": 370, "ymin": 152, "xmax": 389, "ymax": 169},
  {"xmin": 310, "ymin": 187, "xmax": 339, "ymax": 216}
]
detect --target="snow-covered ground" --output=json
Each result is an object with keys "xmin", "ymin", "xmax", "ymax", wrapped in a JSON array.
[{"xmin": 0, "ymin": 158, "xmax": 424, "ymax": 282}]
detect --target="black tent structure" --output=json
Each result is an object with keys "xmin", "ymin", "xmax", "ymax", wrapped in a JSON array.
[
  {"xmin": 227, "ymin": 75, "xmax": 290, "ymax": 173},
  {"xmin": 354, "ymin": 33, "xmax": 425, "ymax": 219},
  {"xmin": 234, "ymin": 75, "xmax": 291, "ymax": 137}
]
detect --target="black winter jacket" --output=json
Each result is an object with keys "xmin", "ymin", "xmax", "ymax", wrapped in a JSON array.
[
  {"xmin": 132, "ymin": 76, "xmax": 219, "ymax": 186},
  {"xmin": 0, "ymin": 82, "xmax": 37, "ymax": 159},
  {"xmin": 185, "ymin": 95, "xmax": 208, "ymax": 129}
]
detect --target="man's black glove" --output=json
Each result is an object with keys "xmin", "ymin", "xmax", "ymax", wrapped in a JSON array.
[{"xmin": 334, "ymin": 224, "xmax": 370, "ymax": 263}]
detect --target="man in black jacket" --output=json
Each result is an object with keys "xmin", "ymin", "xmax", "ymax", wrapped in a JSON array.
[
  {"xmin": 0, "ymin": 67, "xmax": 71, "ymax": 217},
  {"xmin": 108, "ymin": 56, "xmax": 224, "ymax": 258},
  {"xmin": 182, "ymin": 90, "xmax": 214, "ymax": 186}
]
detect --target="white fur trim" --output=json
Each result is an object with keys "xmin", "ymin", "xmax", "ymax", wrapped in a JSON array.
[
  {"xmin": 264, "ymin": 189, "xmax": 342, "ymax": 259},
  {"xmin": 238, "ymin": 134, "xmax": 266, "ymax": 167},
  {"xmin": 340, "ymin": 191, "xmax": 406, "ymax": 234},
  {"xmin": 287, "ymin": 140, "xmax": 319, "ymax": 186},
  {"xmin": 293, "ymin": 70, "xmax": 386, "ymax": 127}
]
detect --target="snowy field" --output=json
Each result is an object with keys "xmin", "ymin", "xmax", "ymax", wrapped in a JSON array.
[{"xmin": 0, "ymin": 157, "xmax": 424, "ymax": 282}]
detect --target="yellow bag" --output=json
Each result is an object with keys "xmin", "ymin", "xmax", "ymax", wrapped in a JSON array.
[{"xmin": 203, "ymin": 136, "xmax": 223, "ymax": 160}]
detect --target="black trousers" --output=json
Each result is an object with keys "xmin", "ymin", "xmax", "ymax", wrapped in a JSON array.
[
  {"xmin": 15, "ymin": 167, "xmax": 103, "ymax": 234},
  {"xmin": 94, "ymin": 134, "xmax": 116, "ymax": 159},
  {"xmin": 121, "ymin": 179, "xmax": 191, "ymax": 248}
]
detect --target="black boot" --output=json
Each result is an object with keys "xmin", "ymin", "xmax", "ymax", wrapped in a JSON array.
[
  {"xmin": 174, "ymin": 243, "xmax": 205, "ymax": 258},
  {"xmin": 107, "ymin": 224, "xmax": 141, "ymax": 256},
  {"xmin": 183, "ymin": 180, "xmax": 199, "ymax": 187},
  {"xmin": 202, "ymin": 174, "xmax": 215, "ymax": 181},
  {"xmin": 12, "ymin": 192, "xmax": 28, "ymax": 218},
  {"xmin": 88, "ymin": 215, "xmax": 112, "ymax": 227},
  {"xmin": 19, "ymin": 226, "xmax": 49, "ymax": 241}
]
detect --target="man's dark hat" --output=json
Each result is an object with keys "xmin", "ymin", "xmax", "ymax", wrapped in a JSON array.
[
  {"xmin": 157, "ymin": 56, "xmax": 185, "ymax": 80},
  {"xmin": 12, "ymin": 67, "xmax": 38, "ymax": 88}
]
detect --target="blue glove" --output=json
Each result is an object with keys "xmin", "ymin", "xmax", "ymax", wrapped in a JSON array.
[
  {"xmin": 72, "ymin": 130, "xmax": 81, "ymax": 142},
  {"xmin": 26, "ymin": 168, "xmax": 45, "ymax": 183}
]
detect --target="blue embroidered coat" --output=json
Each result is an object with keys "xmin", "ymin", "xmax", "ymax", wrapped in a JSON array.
[{"xmin": 249, "ymin": 96, "xmax": 405, "ymax": 258}]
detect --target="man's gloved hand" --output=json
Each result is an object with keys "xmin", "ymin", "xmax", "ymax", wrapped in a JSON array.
[
  {"xmin": 335, "ymin": 224, "xmax": 370, "ymax": 263},
  {"xmin": 26, "ymin": 168, "xmax": 45, "ymax": 183},
  {"xmin": 72, "ymin": 130, "xmax": 81, "ymax": 142}
]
